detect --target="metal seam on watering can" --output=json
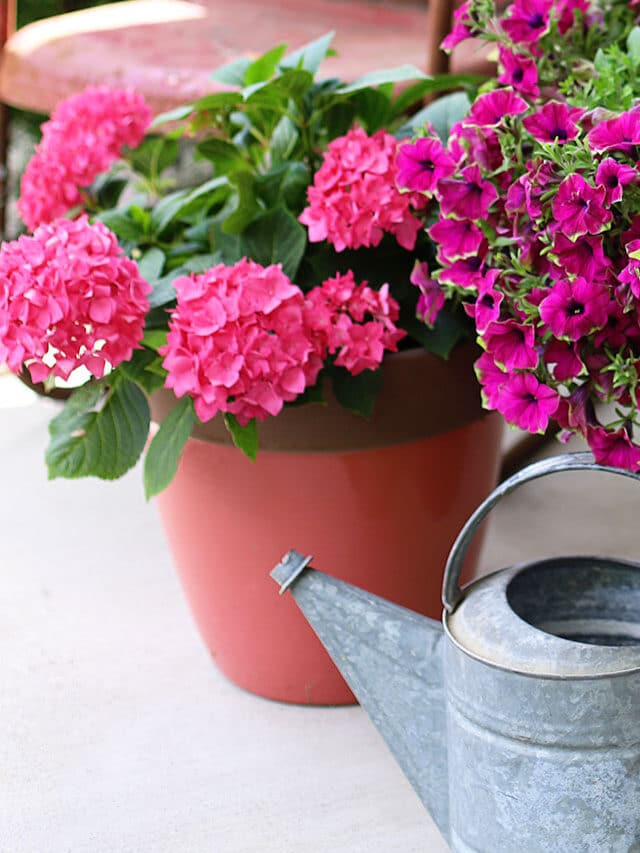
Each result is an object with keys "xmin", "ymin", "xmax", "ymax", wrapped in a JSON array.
[{"xmin": 270, "ymin": 453, "xmax": 640, "ymax": 852}]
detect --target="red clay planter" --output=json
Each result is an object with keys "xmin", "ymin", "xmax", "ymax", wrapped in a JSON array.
[{"xmin": 151, "ymin": 345, "xmax": 503, "ymax": 704}]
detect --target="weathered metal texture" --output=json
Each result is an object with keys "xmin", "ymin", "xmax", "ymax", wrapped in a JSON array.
[
  {"xmin": 271, "ymin": 453, "xmax": 640, "ymax": 852},
  {"xmin": 445, "ymin": 638, "xmax": 640, "ymax": 852},
  {"xmin": 271, "ymin": 552, "xmax": 450, "ymax": 841}
]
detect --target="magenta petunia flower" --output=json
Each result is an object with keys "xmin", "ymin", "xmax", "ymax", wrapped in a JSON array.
[
  {"xmin": 551, "ymin": 233, "xmax": 612, "ymax": 281},
  {"xmin": 543, "ymin": 339, "xmax": 584, "ymax": 382},
  {"xmin": 587, "ymin": 426, "xmax": 640, "ymax": 470},
  {"xmin": 555, "ymin": 0, "xmax": 590, "ymax": 33},
  {"xmin": 162, "ymin": 259, "xmax": 324, "ymax": 425},
  {"xmin": 429, "ymin": 217, "xmax": 484, "ymax": 262},
  {"xmin": 617, "ymin": 238, "xmax": 640, "ymax": 301},
  {"xmin": 437, "ymin": 164, "xmax": 499, "ymax": 220},
  {"xmin": 481, "ymin": 319, "xmax": 539, "ymax": 371},
  {"xmin": 539, "ymin": 276, "xmax": 609, "ymax": 340},
  {"xmin": 410, "ymin": 262, "xmax": 446, "ymax": 327},
  {"xmin": 467, "ymin": 272, "xmax": 503, "ymax": 332},
  {"xmin": 587, "ymin": 110, "xmax": 640, "ymax": 151},
  {"xmin": 501, "ymin": 0, "xmax": 553, "ymax": 44},
  {"xmin": 474, "ymin": 351, "xmax": 508, "ymax": 410},
  {"xmin": 498, "ymin": 48, "xmax": 540, "ymax": 99},
  {"xmin": 595, "ymin": 158, "xmax": 637, "ymax": 204},
  {"xmin": 299, "ymin": 127, "xmax": 423, "ymax": 252},
  {"xmin": 522, "ymin": 101, "xmax": 584, "ymax": 144},
  {"xmin": 494, "ymin": 371, "xmax": 560, "ymax": 433},
  {"xmin": 0, "ymin": 216, "xmax": 150, "ymax": 382},
  {"xmin": 552, "ymin": 173, "xmax": 611, "ymax": 238},
  {"xmin": 396, "ymin": 136, "xmax": 455, "ymax": 194},
  {"xmin": 18, "ymin": 85, "xmax": 152, "ymax": 232},
  {"xmin": 466, "ymin": 88, "xmax": 529, "ymax": 128},
  {"xmin": 441, "ymin": 1, "xmax": 475, "ymax": 51},
  {"xmin": 438, "ymin": 248, "xmax": 490, "ymax": 289}
]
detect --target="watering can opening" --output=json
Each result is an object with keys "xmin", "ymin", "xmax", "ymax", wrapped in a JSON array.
[{"xmin": 506, "ymin": 558, "xmax": 640, "ymax": 647}]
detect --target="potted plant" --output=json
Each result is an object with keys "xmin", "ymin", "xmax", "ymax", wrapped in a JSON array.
[
  {"xmin": 398, "ymin": 0, "xmax": 640, "ymax": 470},
  {"xmin": 0, "ymin": 35, "xmax": 503, "ymax": 703}
]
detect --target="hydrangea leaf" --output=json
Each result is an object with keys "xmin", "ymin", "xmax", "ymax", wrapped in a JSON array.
[
  {"xmin": 245, "ymin": 44, "xmax": 288, "ymax": 85},
  {"xmin": 223, "ymin": 414, "xmax": 258, "ymax": 460},
  {"xmin": 137, "ymin": 247, "xmax": 165, "ymax": 282},
  {"xmin": 336, "ymin": 65, "xmax": 426, "ymax": 95},
  {"xmin": 46, "ymin": 380, "xmax": 150, "ymax": 481},
  {"xmin": 331, "ymin": 367, "xmax": 382, "ymax": 418},
  {"xmin": 119, "ymin": 348, "xmax": 166, "ymax": 395},
  {"xmin": 280, "ymin": 31, "xmax": 335, "ymax": 73},
  {"xmin": 210, "ymin": 56, "xmax": 252, "ymax": 86},
  {"xmin": 240, "ymin": 208, "xmax": 306, "ymax": 279},
  {"xmin": 144, "ymin": 396, "xmax": 197, "ymax": 499},
  {"xmin": 396, "ymin": 91, "xmax": 471, "ymax": 141}
]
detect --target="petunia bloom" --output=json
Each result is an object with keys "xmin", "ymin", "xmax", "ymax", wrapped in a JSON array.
[
  {"xmin": 494, "ymin": 371, "xmax": 560, "ymax": 433},
  {"xmin": 501, "ymin": 0, "xmax": 553, "ymax": 44},
  {"xmin": 522, "ymin": 101, "xmax": 584, "ymax": 143},
  {"xmin": 498, "ymin": 48, "xmax": 540, "ymax": 99},
  {"xmin": 396, "ymin": 135, "xmax": 455, "ymax": 194},
  {"xmin": 438, "ymin": 164, "xmax": 499, "ymax": 220},
  {"xmin": 552, "ymin": 173, "xmax": 611, "ymax": 238},
  {"xmin": 465, "ymin": 88, "xmax": 529, "ymax": 128},
  {"xmin": 595, "ymin": 158, "xmax": 637, "ymax": 205},
  {"xmin": 410, "ymin": 261, "xmax": 445, "ymax": 326},
  {"xmin": 587, "ymin": 110, "xmax": 640, "ymax": 151},
  {"xmin": 539, "ymin": 276, "xmax": 609, "ymax": 340},
  {"xmin": 587, "ymin": 426, "xmax": 640, "ymax": 470}
]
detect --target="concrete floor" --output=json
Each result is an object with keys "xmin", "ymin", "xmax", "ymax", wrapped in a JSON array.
[{"xmin": 2, "ymin": 376, "xmax": 639, "ymax": 852}]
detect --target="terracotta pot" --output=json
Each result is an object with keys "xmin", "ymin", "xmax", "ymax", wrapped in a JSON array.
[{"xmin": 151, "ymin": 344, "xmax": 503, "ymax": 705}]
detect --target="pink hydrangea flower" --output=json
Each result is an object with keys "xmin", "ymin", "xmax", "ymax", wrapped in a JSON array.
[
  {"xmin": 161, "ymin": 259, "xmax": 323, "ymax": 425},
  {"xmin": 304, "ymin": 270, "xmax": 405, "ymax": 373},
  {"xmin": 494, "ymin": 371, "xmax": 560, "ymax": 433},
  {"xmin": 522, "ymin": 101, "xmax": 584, "ymax": 143},
  {"xmin": 18, "ymin": 85, "xmax": 151, "ymax": 232},
  {"xmin": 552, "ymin": 173, "xmax": 611, "ymax": 238},
  {"xmin": 0, "ymin": 216, "xmax": 150, "ymax": 382},
  {"xmin": 539, "ymin": 277, "xmax": 609, "ymax": 340},
  {"xmin": 299, "ymin": 127, "xmax": 423, "ymax": 252},
  {"xmin": 396, "ymin": 135, "xmax": 455, "ymax": 194}
]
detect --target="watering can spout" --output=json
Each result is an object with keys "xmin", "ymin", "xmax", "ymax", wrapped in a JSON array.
[{"xmin": 270, "ymin": 550, "xmax": 450, "ymax": 842}]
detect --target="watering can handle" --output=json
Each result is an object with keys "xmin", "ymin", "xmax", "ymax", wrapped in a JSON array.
[{"xmin": 442, "ymin": 451, "xmax": 640, "ymax": 613}]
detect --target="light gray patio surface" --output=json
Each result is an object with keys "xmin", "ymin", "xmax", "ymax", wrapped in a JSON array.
[{"xmin": 1, "ymin": 375, "xmax": 639, "ymax": 852}]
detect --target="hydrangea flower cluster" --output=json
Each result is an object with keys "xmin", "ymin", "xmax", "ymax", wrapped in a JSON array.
[
  {"xmin": 398, "ymin": 87, "xmax": 640, "ymax": 469},
  {"xmin": 299, "ymin": 127, "xmax": 424, "ymax": 252},
  {"xmin": 304, "ymin": 271, "xmax": 406, "ymax": 373},
  {"xmin": 0, "ymin": 216, "xmax": 151, "ymax": 382},
  {"xmin": 18, "ymin": 85, "xmax": 151, "ymax": 232},
  {"xmin": 160, "ymin": 261, "xmax": 404, "ymax": 425}
]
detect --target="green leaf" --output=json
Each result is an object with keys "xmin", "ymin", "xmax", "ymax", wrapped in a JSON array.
[
  {"xmin": 280, "ymin": 31, "xmax": 335, "ymax": 73},
  {"xmin": 150, "ymin": 104, "xmax": 195, "ymax": 128},
  {"xmin": 245, "ymin": 43, "xmax": 287, "ymax": 85},
  {"xmin": 222, "ymin": 169, "xmax": 260, "ymax": 234},
  {"xmin": 93, "ymin": 174, "xmax": 128, "ymax": 209},
  {"xmin": 128, "ymin": 136, "xmax": 179, "ymax": 179},
  {"xmin": 196, "ymin": 138, "xmax": 247, "ymax": 173},
  {"xmin": 331, "ymin": 367, "xmax": 382, "ymax": 418},
  {"xmin": 351, "ymin": 88, "xmax": 391, "ymax": 132},
  {"xmin": 397, "ymin": 91, "xmax": 471, "ymax": 141},
  {"xmin": 255, "ymin": 161, "xmax": 309, "ymax": 210},
  {"xmin": 336, "ymin": 64, "xmax": 426, "ymax": 94},
  {"xmin": 142, "ymin": 329, "xmax": 168, "ymax": 351},
  {"xmin": 192, "ymin": 91, "xmax": 244, "ymax": 112},
  {"xmin": 223, "ymin": 414, "xmax": 258, "ymax": 460},
  {"xmin": 144, "ymin": 396, "xmax": 197, "ymax": 498},
  {"xmin": 405, "ymin": 305, "xmax": 471, "ymax": 358},
  {"xmin": 628, "ymin": 26, "xmax": 640, "ymax": 65},
  {"xmin": 137, "ymin": 247, "xmax": 165, "ymax": 282},
  {"xmin": 390, "ymin": 74, "xmax": 482, "ymax": 119},
  {"xmin": 270, "ymin": 116, "xmax": 299, "ymax": 162},
  {"xmin": 243, "ymin": 69, "xmax": 314, "ymax": 105},
  {"xmin": 211, "ymin": 56, "xmax": 252, "ymax": 86},
  {"xmin": 46, "ymin": 380, "xmax": 150, "ymax": 481},
  {"xmin": 95, "ymin": 210, "xmax": 145, "ymax": 242},
  {"xmin": 119, "ymin": 348, "xmax": 166, "ymax": 394},
  {"xmin": 240, "ymin": 208, "xmax": 306, "ymax": 279}
]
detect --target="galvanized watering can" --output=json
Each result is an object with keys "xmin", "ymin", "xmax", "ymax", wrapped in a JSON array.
[{"xmin": 270, "ymin": 452, "xmax": 640, "ymax": 853}]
